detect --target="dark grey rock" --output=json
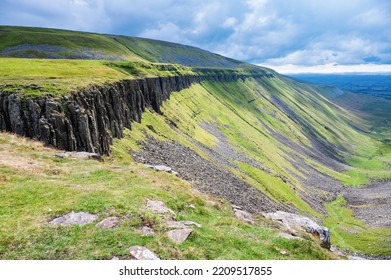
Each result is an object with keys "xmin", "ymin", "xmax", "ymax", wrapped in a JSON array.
[{"xmin": 309, "ymin": 226, "xmax": 331, "ymax": 249}]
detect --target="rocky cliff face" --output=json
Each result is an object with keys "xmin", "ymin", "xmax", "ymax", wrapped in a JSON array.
[{"xmin": 0, "ymin": 72, "xmax": 271, "ymax": 154}]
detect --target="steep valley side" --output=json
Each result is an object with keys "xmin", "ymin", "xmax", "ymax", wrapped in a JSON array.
[{"xmin": 1, "ymin": 70, "xmax": 390, "ymax": 258}]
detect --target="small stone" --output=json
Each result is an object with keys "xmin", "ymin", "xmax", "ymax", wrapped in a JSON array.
[
  {"xmin": 137, "ymin": 226, "xmax": 155, "ymax": 237},
  {"xmin": 280, "ymin": 250, "xmax": 287, "ymax": 255},
  {"xmin": 49, "ymin": 211, "xmax": 98, "ymax": 226},
  {"xmin": 118, "ymin": 243, "xmax": 123, "ymax": 248},
  {"xmin": 127, "ymin": 246, "xmax": 160, "ymax": 260},
  {"xmin": 111, "ymin": 256, "xmax": 120, "ymax": 260},
  {"xmin": 96, "ymin": 216, "xmax": 119, "ymax": 229},
  {"xmin": 154, "ymin": 165, "xmax": 172, "ymax": 172},
  {"xmin": 73, "ymin": 152, "xmax": 102, "ymax": 161},
  {"xmin": 166, "ymin": 229, "xmax": 193, "ymax": 243},
  {"xmin": 144, "ymin": 164, "xmax": 178, "ymax": 175},
  {"xmin": 146, "ymin": 199, "xmax": 175, "ymax": 215},
  {"xmin": 54, "ymin": 151, "xmax": 102, "ymax": 161},
  {"xmin": 232, "ymin": 204, "xmax": 242, "ymax": 210},
  {"xmin": 234, "ymin": 209, "xmax": 255, "ymax": 224},
  {"xmin": 348, "ymin": 255, "xmax": 366, "ymax": 260}
]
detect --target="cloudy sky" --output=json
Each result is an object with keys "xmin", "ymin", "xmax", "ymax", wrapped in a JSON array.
[{"xmin": 1, "ymin": 0, "xmax": 391, "ymax": 73}]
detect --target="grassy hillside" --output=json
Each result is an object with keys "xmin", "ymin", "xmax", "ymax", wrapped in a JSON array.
[
  {"xmin": 0, "ymin": 26, "xmax": 245, "ymax": 68},
  {"xmin": 0, "ymin": 26, "xmax": 390, "ymax": 258},
  {"xmin": 112, "ymin": 77, "xmax": 391, "ymax": 255},
  {"xmin": 0, "ymin": 132, "xmax": 338, "ymax": 260}
]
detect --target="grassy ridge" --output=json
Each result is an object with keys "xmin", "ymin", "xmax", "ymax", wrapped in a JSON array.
[
  {"xmin": 0, "ymin": 58, "xmax": 129, "ymax": 96},
  {"xmin": 0, "ymin": 26, "xmax": 245, "ymax": 68},
  {"xmin": 0, "ymin": 26, "xmax": 139, "ymax": 61},
  {"xmin": 0, "ymin": 58, "xmax": 201, "ymax": 96}
]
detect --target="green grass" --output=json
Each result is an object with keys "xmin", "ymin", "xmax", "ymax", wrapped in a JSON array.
[
  {"xmin": 0, "ymin": 132, "xmax": 336, "ymax": 260},
  {"xmin": 237, "ymin": 162, "xmax": 319, "ymax": 216},
  {"xmin": 324, "ymin": 195, "xmax": 391, "ymax": 256},
  {"xmin": 0, "ymin": 26, "xmax": 143, "ymax": 62},
  {"xmin": 0, "ymin": 58, "xmax": 130, "ymax": 96}
]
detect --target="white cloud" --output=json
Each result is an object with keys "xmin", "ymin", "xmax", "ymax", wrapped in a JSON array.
[
  {"xmin": 139, "ymin": 22, "xmax": 190, "ymax": 44},
  {"xmin": 222, "ymin": 17, "xmax": 238, "ymax": 29},
  {"xmin": 351, "ymin": 8, "xmax": 391, "ymax": 28},
  {"xmin": 1, "ymin": 0, "xmax": 391, "ymax": 68},
  {"xmin": 262, "ymin": 63, "xmax": 391, "ymax": 74}
]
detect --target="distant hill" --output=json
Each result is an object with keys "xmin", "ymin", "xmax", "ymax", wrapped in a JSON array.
[
  {"xmin": 0, "ymin": 26, "xmax": 245, "ymax": 68},
  {"xmin": 289, "ymin": 74, "xmax": 391, "ymax": 100}
]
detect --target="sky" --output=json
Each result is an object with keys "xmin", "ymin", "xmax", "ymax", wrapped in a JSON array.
[{"xmin": 1, "ymin": 0, "xmax": 391, "ymax": 73}]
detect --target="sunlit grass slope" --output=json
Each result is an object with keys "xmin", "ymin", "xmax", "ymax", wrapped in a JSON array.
[{"xmin": 0, "ymin": 58, "xmax": 198, "ymax": 96}]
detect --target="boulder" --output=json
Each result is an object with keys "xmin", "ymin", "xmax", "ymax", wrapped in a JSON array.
[
  {"xmin": 127, "ymin": 246, "xmax": 160, "ymax": 260},
  {"xmin": 309, "ymin": 226, "xmax": 330, "ymax": 249},
  {"xmin": 264, "ymin": 211, "xmax": 330, "ymax": 249},
  {"xmin": 49, "ymin": 211, "xmax": 98, "ymax": 226}
]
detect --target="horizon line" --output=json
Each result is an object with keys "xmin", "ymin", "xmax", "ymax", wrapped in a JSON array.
[{"xmin": 260, "ymin": 63, "xmax": 391, "ymax": 75}]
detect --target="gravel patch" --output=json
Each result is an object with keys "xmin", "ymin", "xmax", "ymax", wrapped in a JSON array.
[{"xmin": 133, "ymin": 135, "xmax": 284, "ymax": 214}]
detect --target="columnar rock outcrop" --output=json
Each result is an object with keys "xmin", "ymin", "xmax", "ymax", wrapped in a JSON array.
[{"xmin": 0, "ymin": 72, "xmax": 270, "ymax": 154}]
